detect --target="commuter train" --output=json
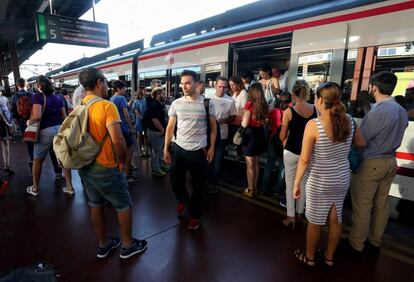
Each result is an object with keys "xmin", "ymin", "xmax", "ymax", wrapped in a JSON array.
[{"xmin": 47, "ymin": 0, "xmax": 414, "ymax": 207}]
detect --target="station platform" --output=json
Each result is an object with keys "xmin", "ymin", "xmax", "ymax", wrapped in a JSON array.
[{"xmin": 0, "ymin": 141, "xmax": 413, "ymax": 282}]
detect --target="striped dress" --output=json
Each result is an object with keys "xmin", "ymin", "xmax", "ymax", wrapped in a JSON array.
[{"xmin": 305, "ymin": 116, "xmax": 354, "ymax": 225}]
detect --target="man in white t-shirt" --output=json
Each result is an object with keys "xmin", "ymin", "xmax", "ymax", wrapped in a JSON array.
[
  {"xmin": 164, "ymin": 70, "xmax": 217, "ymax": 230},
  {"xmin": 207, "ymin": 76, "xmax": 236, "ymax": 193}
]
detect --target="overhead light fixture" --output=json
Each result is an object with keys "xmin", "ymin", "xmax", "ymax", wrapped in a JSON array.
[{"xmin": 37, "ymin": 0, "xmax": 49, "ymax": 13}]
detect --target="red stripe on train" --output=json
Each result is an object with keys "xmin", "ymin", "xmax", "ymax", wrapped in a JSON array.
[
  {"xmin": 397, "ymin": 167, "xmax": 414, "ymax": 178},
  {"xmin": 139, "ymin": 1, "xmax": 414, "ymax": 61},
  {"xmin": 396, "ymin": 152, "xmax": 414, "ymax": 161}
]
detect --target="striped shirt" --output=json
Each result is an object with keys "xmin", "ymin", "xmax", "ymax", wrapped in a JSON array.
[{"xmin": 168, "ymin": 96, "xmax": 215, "ymax": 151}]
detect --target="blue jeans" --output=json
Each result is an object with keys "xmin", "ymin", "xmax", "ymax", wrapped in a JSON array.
[
  {"xmin": 208, "ymin": 139, "xmax": 227, "ymax": 186},
  {"xmin": 260, "ymin": 136, "xmax": 285, "ymax": 195},
  {"xmin": 34, "ymin": 125, "xmax": 60, "ymax": 159},
  {"xmin": 147, "ymin": 129, "xmax": 164, "ymax": 172},
  {"xmin": 78, "ymin": 163, "xmax": 132, "ymax": 211}
]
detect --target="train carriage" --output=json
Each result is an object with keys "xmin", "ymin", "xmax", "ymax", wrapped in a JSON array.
[{"xmin": 48, "ymin": 0, "xmax": 414, "ymax": 208}]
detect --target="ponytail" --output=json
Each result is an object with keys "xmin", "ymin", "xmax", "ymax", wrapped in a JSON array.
[
  {"xmin": 316, "ymin": 82, "xmax": 350, "ymax": 142},
  {"xmin": 36, "ymin": 75, "xmax": 54, "ymax": 95},
  {"xmin": 330, "ymin": 100, "xmax": 350, "ymax": 142}
]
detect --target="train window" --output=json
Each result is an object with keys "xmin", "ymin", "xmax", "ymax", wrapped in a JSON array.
[
  {"xmin": 297, "ymin": 51, "xmax": 333, "ymax": 91},
  {"xmin": 170, "ymin": 66, "xmax": 201, "ymax": 100},
  {"xmin": 342, "ymin": 49, "xmax": 359, "ymax": 104},
  {"xmin": 140, "ymin": 70, "xmax": 167, "ymax": 90},
  {"xmin": 205, "ymin": 63, "xmax": 222, "ymax": 97},
  {"xmin": 375, "ymin": 42, "xmax": 414, "ymax": 120},
  {"xmin": 375, "ymin": 43, "xmax": 414, "ymax": 96}
]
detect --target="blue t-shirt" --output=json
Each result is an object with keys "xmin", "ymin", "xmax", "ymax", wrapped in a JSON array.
[
  {"xmin": 33, "ymin": 93, "xmax": 64, "ymax": 130},
  {"xmin": 132, "ymin": 98, "xmax": 147, "ymax": 127},
  {"xmin": 110, "ymin": 95, "xmax": 129, "ymax": 133},
  {"xmin": 360, "ymin": 98, "xmax": 408, "ymax": 160}
]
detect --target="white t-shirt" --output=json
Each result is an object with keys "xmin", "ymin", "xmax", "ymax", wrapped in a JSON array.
[
  {"xmin": 232, "ymin": 89, "xmax": 248, "ymax": 116},
  {"xmin": 210, "ymin": 94, "xmax": 236, "ymax": 140},
  {"xmin": 279, "ymin": 71, "xmax": 288, "ymax": 92},
  {"xmin": 168, "ymin": 96, "xmax": 215, "ymax": 151}
]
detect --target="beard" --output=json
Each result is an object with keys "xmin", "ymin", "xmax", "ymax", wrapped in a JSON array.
[{"xmin": 369, "ymin": 89, "xmax": 376, "ymax": 103}]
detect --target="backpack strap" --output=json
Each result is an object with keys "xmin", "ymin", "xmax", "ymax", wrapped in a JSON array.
[
  {"xmin": 84, "ymin": 96, "xmax": 103, "ymax": 108},
  {"xmin": 203, "ymin": 98, "xmax": 210, "ymax": 119},
  {"xmin": 83, "ymin": 96, "xmax": 110, "ymax": 145}
]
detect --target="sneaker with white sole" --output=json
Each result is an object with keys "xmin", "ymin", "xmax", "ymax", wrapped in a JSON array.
[
  {"xmin": 62, "ymin": 187, "xmax": 75, "ymax": 195},
  {"xmin": 97, "ymin": 237, "xmax": 121, "ymax": 258},
  {"xmin": 152, "ymin": 170, "xmax": 166, "ymax": 177},
  {"xmin": 120, "ymin": 239, "xmax": 147, "ymax": 259}
]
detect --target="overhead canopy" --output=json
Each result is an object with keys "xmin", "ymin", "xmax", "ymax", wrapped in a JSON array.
[{"xmin": 0, "ymin": 0, "xmax": 100, "ymax": 77}]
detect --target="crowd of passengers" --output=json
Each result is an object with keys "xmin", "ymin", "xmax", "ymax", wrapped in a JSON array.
[{"xmin": 0, "ymin": 65, "xmax": 410, "ymax": 264}]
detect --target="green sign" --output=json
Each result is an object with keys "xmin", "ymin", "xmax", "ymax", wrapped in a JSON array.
[{"xmin": 35, "ymin": 13, "xmax": 109, "ymax": 48}]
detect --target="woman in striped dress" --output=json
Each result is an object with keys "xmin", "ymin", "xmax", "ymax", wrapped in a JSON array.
[{"xmin": 293, "ymin": 82, "xmax": 366, "ymax": 266}]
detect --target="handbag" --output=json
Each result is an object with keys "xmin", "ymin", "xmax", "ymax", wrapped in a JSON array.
[
  {"xmin": 233, "ymin": 127, "xmax": 245, "ymax": 146},
  {"xmin": 23, "ymin": 94, "xmax": 46, "ymax": 143},
  {"xmin": 23, "ymin": 122, "xmax": 41, "ymax": 142},
  {"xmin": 348, "ymin": 118, "xmax": 362, "ymax": 172}
]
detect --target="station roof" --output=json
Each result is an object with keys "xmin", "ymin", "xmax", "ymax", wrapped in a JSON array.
[{"xmin": 0, "ymin": 0, "xmax": 100, "ymax": 76}]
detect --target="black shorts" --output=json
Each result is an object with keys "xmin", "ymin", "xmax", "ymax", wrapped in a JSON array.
[{"xmin": 243, "ymin": 126, "xmax": 266, "ymax": 157}]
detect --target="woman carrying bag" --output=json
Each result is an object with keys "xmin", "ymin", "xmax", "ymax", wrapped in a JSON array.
[{"xmin": 26, "ymin": 76, "xmax": 74, "ymax": 196}]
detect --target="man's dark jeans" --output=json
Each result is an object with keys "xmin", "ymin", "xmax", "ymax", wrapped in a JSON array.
[
  {"xmin": 171, "ymin": 144, "xmax": 206, "ymax": 219},
  {"xmin": 208, "ymin": 139, "xmax": 227, "ymax": 186}
]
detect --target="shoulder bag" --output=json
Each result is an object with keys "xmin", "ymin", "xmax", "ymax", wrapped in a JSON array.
[{"xmin": 23, "ymin": 94, "xmax": 46, "ymax": 143}]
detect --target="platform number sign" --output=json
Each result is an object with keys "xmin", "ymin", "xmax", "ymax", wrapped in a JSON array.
[{"xmin": 35, "ymin": 13, "xmax": 110, "ymax": 48}]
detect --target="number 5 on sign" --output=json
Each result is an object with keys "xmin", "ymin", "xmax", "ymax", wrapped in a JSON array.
[{"xmin": 50, "ymin": 29, "xmax": 56, "ymax": 39}]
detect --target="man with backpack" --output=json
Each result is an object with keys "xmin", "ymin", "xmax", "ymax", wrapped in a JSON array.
[
  {"xmin": 11, "ymin": 78, "xmax": 34, "ymax": 170},
  {"xmin": 164, "ymin": 70, "xmax": 217, "ymax": 230},
  {"xmin": 75, "ymin": 68, "xmax": 147, "ymax": 259}
]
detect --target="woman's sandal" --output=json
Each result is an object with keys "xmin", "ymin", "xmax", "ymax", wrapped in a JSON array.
[
  {"xmin": 242, "ymin": 187, "xmax": 255, "ymax": 199},
  {"xmin": 26, "ymin": 186, "xmax": 39, "ymax": 197},
  {"xmin": 294, "ymin": 250, "xmax": 315, "ymax": 266},
  {"xmin": 62, "ymin": 187, "xmax": 75, "ymax": 195},
  {"xmin": 316, "ymin": 249, "xmax": 334, "ymax": 266}
]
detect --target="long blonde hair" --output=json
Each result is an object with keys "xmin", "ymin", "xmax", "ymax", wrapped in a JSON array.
[
  {"xmin": 247, "ymin": 82, "xmax": 268, "ymax": 125},
  {"xmin": 316, "ymin": 82, "xmax": 350, "ymax": 142}
]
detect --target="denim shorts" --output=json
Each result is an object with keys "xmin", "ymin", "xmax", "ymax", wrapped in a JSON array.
[
  {"xmin": 123, "ymin": 130, "xmax": 136, "ymax": 148},
  {"xmin": 78, "ymin": 163, "xmax": 132, "ymax": 211},
  {"xmin": 34, "ymin": 125, "xmax": 60, "ymax": 159}
]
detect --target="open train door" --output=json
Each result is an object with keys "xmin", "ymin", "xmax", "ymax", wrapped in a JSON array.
[{"xmin": 228, "ymin": 33, "xmax": 292, "ymax": 80}]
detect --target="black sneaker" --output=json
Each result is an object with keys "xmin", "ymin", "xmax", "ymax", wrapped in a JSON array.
[
  {"xmin": 120, "ymin": 239, "xmax": 147, "ymax": 259},
  {"xmin": 127, "ymin": 176, "xmax": 139, "ymax": 183},
  {"xmin": 96, "ymin": 237, "xmax": 121, "ymax": 258},
  {"xmin": 3, "ymin": 167, "xmax": 14, "ymax": 176},
  {"xmin": 364, "ymin": 241, "xmax": 380, "ymax": 257},
  {"xmin": 208, "ymin": 185, "xmax": 219, "ymax": 194}
]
